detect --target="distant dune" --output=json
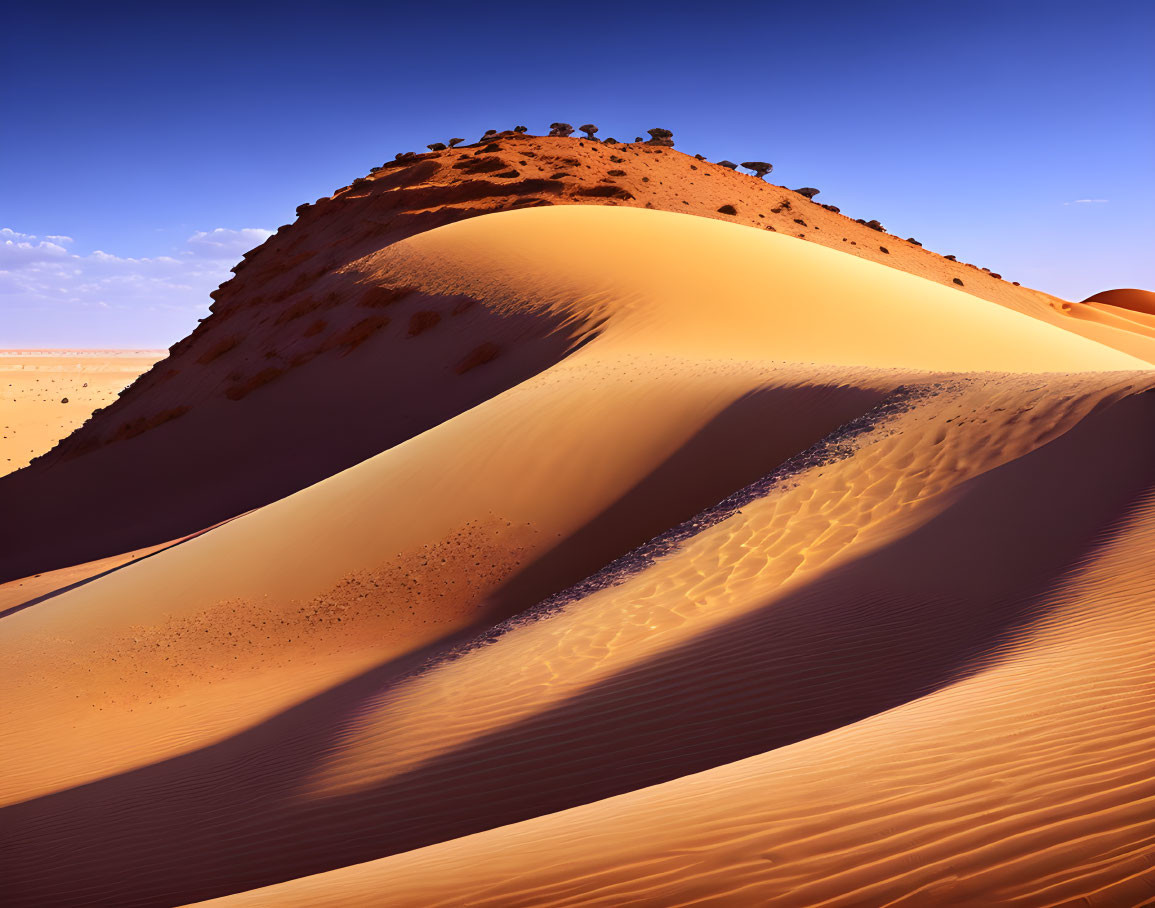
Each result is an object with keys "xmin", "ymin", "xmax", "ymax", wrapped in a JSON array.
[{"xmin": 2, "ymin": 135, "xmax": 1154, "ymax": 907}]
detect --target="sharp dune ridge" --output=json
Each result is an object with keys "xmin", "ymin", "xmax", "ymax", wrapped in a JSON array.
[{"xmin": 2, "ymin": 135, "xmax": 1155, "ymax": 907}]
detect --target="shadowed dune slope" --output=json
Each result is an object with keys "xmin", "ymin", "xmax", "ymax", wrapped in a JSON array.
[{"xmin": 3, "ymin": 203, "xmax": 1155, "ymax": 907}]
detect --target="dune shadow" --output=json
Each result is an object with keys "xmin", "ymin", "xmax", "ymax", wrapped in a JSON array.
[{"xmin": 3, "ymin": 392, "xmax": 1152, "ymax": 907}]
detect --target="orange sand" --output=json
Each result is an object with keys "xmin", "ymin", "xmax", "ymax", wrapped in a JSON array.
[
  {"xmin": 0, "ymin": 350, "xmax": 160, "ymax": 476},
  {"xmin": 2, "ymin": 143, "xmax": 1154, "ymax": 907}
]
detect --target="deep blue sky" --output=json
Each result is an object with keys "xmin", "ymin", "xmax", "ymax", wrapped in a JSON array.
[{"xmin": 3, "ymin": 0, "xmax": 1153, "ymax": 346}]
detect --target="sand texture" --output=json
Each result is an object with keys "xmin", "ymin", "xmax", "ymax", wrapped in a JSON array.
[{"xmin": 3, "ymin": 137, "xmax": 1154, "ymax": 907}]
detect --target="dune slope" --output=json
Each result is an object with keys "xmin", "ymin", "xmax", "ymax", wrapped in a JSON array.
[{"xmin": 3, "ymin": 204, "xmax": 1154, "ymax": 907}]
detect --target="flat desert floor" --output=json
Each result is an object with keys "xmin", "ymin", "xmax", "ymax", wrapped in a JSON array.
[{"xmin": 0, "ymin": 351, "xmax": 161, "ymax": 476}]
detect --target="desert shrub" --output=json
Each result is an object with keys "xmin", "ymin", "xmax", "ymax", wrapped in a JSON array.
[
  {"xmin": 452, "ymin": 156, "xmax": 507, "ymax": 174},
  {"xmin": 113, "ymin": 406, "xmax": 191, "ymax": 440},
  {"xmin": 196, "ymin": 335, "xmax": 239, "ymax": 364},
  {"xmin": 455, "ymin": 342, "xmax": 501, "ymax": 374},
  {"xmin": 360, "ymin": 286, "xmax": 413, "ymax": 307},
  {"xmin": 324, "ymin": 315, "xmax": 391, "ymax": 353},
  {"xmin": 275, "ymin": 296, "xmax": 322, "ymax": 324},
  {"xmin": 225, "ymin": 368, "xmax": 285, "ymax": 401},
  {"xmin": 577, "ymin": 184, "xmax": 634, "ymax": 200},
  {"xmin": 646, "ymin": 127, "xmax": 674, "ymax": 147},
  {"xmin": 408, "ymin": 310, "xmax": 441, "ymax": 336},
  {"xmin": 718, "ymin": 204, "xmax": 738, "ymax": 215}
]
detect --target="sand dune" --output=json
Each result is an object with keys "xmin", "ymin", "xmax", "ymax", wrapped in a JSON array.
[
  {"xmin": 3, "ymin": 156, "xmax": 1155, "ymax": 907},
  {"xmin": 5, "ymin": 137, "xmax": 1154, "ymax": 586}
]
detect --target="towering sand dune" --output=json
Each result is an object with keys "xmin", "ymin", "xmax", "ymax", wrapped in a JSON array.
[
  {"xmin": 4, "ymin": 135, "xmax": 1154, "ymax": 584},
  {"xmin": 3, "ymin": 201, "xmax": 1154, "ymax": 906}
]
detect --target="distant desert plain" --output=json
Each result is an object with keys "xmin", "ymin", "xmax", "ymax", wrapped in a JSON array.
[{"xmin": 3, "ymin": 130, "xmax": 1155, "ymax": 907}]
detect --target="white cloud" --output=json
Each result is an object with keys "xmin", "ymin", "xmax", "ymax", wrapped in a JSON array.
[
  {"xmin": 1063, "ymin": 199, "xmax": 1109, "ymax": 205},
  {"xmin": 0, "ymin": 227, "xmax": 73, "ymax": 265},
  {"xmin": 0, "ymin": 226, "xmax": 273, "ymax": 345},
  {"xmin": 185, "ymin": 227, "xmax": 273, "ymax": 258}
]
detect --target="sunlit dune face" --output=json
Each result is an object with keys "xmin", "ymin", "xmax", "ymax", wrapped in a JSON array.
[{"xmin": 3, "ymin": 201, "xmax": 1155, "ymax": 908}]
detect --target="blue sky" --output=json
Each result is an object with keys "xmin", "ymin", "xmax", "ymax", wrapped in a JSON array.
[{"xmin": 3, "ymin": 0, "xmax": 1153, "ymax": 346}]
